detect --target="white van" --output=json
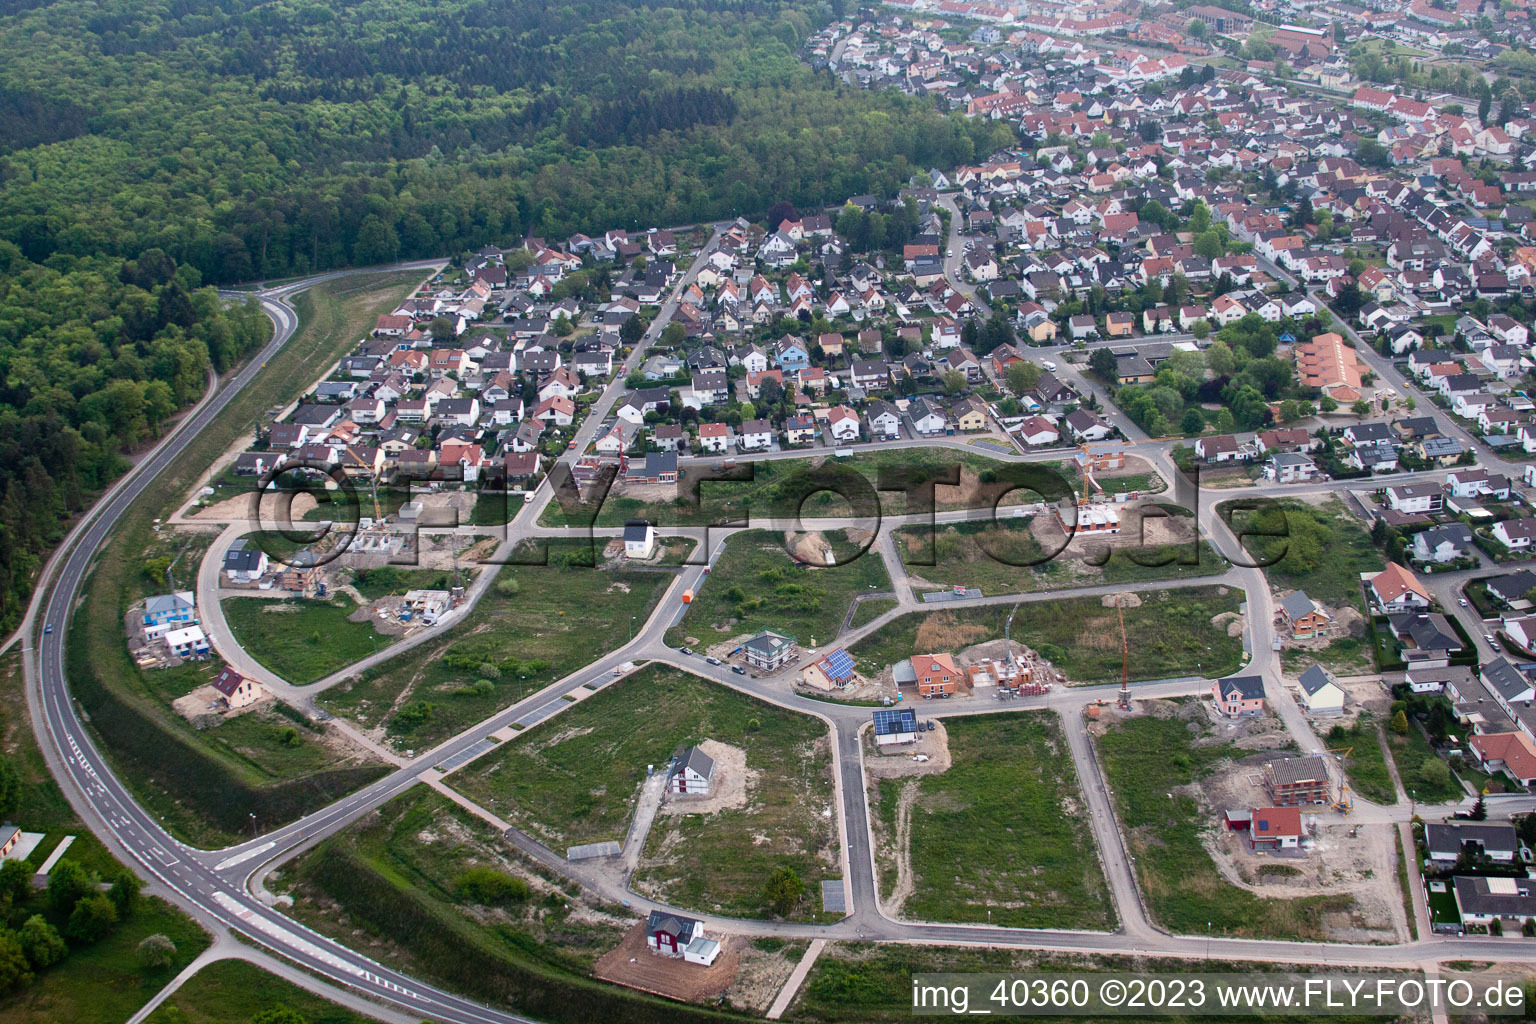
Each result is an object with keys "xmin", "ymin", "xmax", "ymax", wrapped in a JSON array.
[{"xmin": 1042, "ymin": 360, "xmax": 1057, "ymax": 371}]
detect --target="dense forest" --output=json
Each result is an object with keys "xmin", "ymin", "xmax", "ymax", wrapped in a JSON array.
[
  {"xmin": 0, "ymin": 243, "xmax": 269, "ymax": 631},
  {"xmin": 0, "ymin": 0, "xmax": 1008, "ymax": 282},
  {"xmin": 0, "ymin": 0, "xmax": 1006, "ymax": 632}
]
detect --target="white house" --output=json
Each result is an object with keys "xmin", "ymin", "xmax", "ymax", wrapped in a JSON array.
[
  {"xmin": 1297, "ymin": 664, "xmax": 1346, "ymax": 715},
  {"xmin": 738, "ymin": 418, "xmax": 774, "ymax": 451},
  {"xmin": 222, "ymin": 543, "xmax": 268, "ymax": 585},
  {"xmin": 697, "ymin": 422, "xmax": 732, "ymax": 453},
  {"xmin": 623, "ymin": 520, "xmax": 657, "ymax": 560},
  {"xmin": 1384, "ymin": 483, "xmax": 1444, "ymax": 515},
  {"xmin": 165, "ymin": 624, "xmax": 210, "ymax": 659},
  {"xmin": 667, "ymin": 745, "xmax": 715, "ymax": 796},
  {"xmin": 1367, "ymin": 563, "xmax": 1431, "ymax": 612},
  {"xmin": 1494, "ymin": 518, "xmax": 1536, "ymax": 551},
  {"xmin": 827, "ymin": 405, "xmax": 861, "ymax": 442}
]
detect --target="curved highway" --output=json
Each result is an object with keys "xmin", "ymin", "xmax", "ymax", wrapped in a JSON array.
[{"xmin": 21, "ymin": 264, "xmax": 559, "ymax": 1024}]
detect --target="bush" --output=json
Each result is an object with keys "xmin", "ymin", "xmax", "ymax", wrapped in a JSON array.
[
  {"xmin": 763, "ymin": 866, "xmax": 804, "ymax": 916},
  {"xmin": 1390, "ymin": 709, "xmax": 1409, "ymax": 735},
  {"xmin": 478, "ymin": 663, "xmax": 502, "ymax": 681},
  {"xmin": 391, "ymin": 701, "xmax": 436, "ymax": 733},
  {"xmin": 137, "ymin": 933, "xmax": 177, "ymax": 968},
  {"xmin": 0, "ymin": 931, "xmax": 33, "ymax": 992},
  {"xmin": 45, "ymin": 861, "xmax": 93, "ymax": 916},
  {"xmin": 18, "ymin": 916, "xmax": 65, "ymax": 969},
  {"xmin": 496, "ymin": 577, "xmax": 521, "ymax": 597},
  {"xmin": 64, "ymin": 893, "xmax": 118, "ymax": 944},
  {"xmin": 455, "ymin": 866, "xmax": 530, "ymax": 906}
]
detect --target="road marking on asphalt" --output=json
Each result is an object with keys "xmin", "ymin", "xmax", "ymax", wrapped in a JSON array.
[
  {"xmin": 150, "ymin": 847, "xmax": 179, "ymax": 867},
  {"xmin": 214, "ymin": 840, "xmax": 275, "ymax": 871}
]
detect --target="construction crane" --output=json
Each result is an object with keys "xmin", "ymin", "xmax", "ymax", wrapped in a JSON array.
[
  {"xmin": 1115, "ymin": 597, "xmax": 1131, "ymax": 710},
  {"xmin": 1327, "ymin": 747, "xmax": 1354, "ymax": 813},
  {"xmin": 1004, "ymin": 602, "xmax": 1021, "ymax": 676}
]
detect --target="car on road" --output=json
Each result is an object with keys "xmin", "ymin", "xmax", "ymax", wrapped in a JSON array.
[
  {"xmin": 43, "ymin": 624, "xmax": 52, "ymax": 635},
  {"xmin": 1459, "ymin": 598, "xmax": 1468, "ymax": 607},
  {"xmin": 1042, "ymin": 360, "xmax": 1057, "ymax": 371},
  {"xmin": 1485, "ymin": 634, "xmax": 1497, "ymax": 644},
  {"xmin": 945, "ymin": 249, "xmax": 953, "ymax": 258},
  {"xmin": 706, "ymin": 656, "xmax": 722, "ymax": 666},
  {"xmin": 567, "ymin": 440, "xmax": 578, "ymax": 450},
  {"xmin": 680, "ymin": 646, "xmax": 694, "ymax": 655},
  {"xmin": 731, "ymin": 665, "xmax": 746, "ymax": 675}
]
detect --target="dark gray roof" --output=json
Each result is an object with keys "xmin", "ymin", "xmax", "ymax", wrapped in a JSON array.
[
  {"xmin": 1298, "ymin": 664, "xmax": 1337, "ymax": 696},
  {"xmin": 671, "ymin": 744, "xmax": 715, "ymax": 781},
  {"xmin": 1387, "ymin": 613, "xmax": 1461, "ymax": 653},
  {"xmin": 1280, "ymin": 591, "xmax": 1318, "ymax": 620},
  {"xmin": 1454, "ymin": 874, "xmax": 1536, "ymax": 917},
  {"xmin": 1217, "ymin": 675, "xmax": 1265, "ymax": 700},
  {"xmin": 646, "ymin": 910, "xmax": 699, "ymax": 941},
  {"xmin": 1425, "ymin": 822, "xmax": 1518, "ymax": 858},
  {"xmin": 623, "ymin": 520, "xmax": 652, "ymax": 543},
  {"xmin": 1481, "ymin": 657, "xmax": 1533, "ymax": 702}
]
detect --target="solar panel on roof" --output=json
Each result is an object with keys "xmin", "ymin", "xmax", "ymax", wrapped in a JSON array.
[
  {"xmin": 872, "ymin": 708, "xmax": 917, "ymax": 735},
  {"xmin": 823, "ymin": 648, "xmax": 855, "ymax": 679}
]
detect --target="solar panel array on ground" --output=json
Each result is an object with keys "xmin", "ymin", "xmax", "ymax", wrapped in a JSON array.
[
  {"xmin": 821, "ymin": 878, "xmax": 847, "ymax": 914},
  {"xmin": 872, "ymin": 707, "xmax": 917, "ymax": 736},
  {"xmin": 434, "ymin": 737, "xmax": 498, "ymax": 774}
]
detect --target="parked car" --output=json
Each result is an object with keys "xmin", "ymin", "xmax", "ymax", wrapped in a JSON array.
[
  {"xmin": 680, "ymin": 646, "xmax": 694, "ymax": 655},
  {"xmin": 731, "ymin": 665, "xmax": 746, "ymax": 675},
  {"xmin": 706, "ymin": 656, "xmax": 721, "ymax": 666}
]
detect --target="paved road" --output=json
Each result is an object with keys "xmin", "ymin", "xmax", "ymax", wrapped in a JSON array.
[{"xmin": 19, "ymin": 246, "xmax": 1536, "ymax": 1024}]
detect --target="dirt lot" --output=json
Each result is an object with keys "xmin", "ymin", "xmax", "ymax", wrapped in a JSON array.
[
  {"xmin": 1032, "ymin": 502, "xmax": 1198, "ymax": 557},
  {"xmin": 660, "ymin": 739, "xmax": 753, "ymax": 817},
  {"xmin": 723, "ymin": 941, "xmax": 806, "ymax": 1014},
  {"xmin": 863, "ymin": 720, "xmax": 953, "ymax": 780},
  {"xmin": 593, "ymin": 922, "xmax": 741, "ymax": 1003}
]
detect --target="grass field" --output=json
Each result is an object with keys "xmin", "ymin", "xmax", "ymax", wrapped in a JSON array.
[
  {"xmin": 143, "ymin": 959, "xmax": 383, "ymax": 1024},
  {"xmin": 283, "ymin": 788, "xmax": 732, "ymax": 1024},
  {"xmin": 319, "ymin": 540, "xmax": 671, "ymax": 748},
  {"xmin": 0, "ymin": 653, "xmax": 213, "ymax": 1024},
  {"xmin": 223, "ymin": 596, "xmax": 392, "ymax": 684},
  {"xmin": 1324, "ymin": 715, "xmax": 1396, "ymax": 805},
  {"xmin": 898, "ymin": 520, "xmax": 1226, "ymax": 596},
  {"xmin": 1225, "ymin": 497, "xmax": 1383, "ymax": 607},
  {"xmin": 63, "ymin": 269, "xmax": 424, "ymax": 845},
  {"xmin": 1388, "ymin": 723, "xmax": 1464, "ymax": 804},
  {"xmin": 1096, "ymin": 705, "xmax": 1355, "ymax": 939},
  {"xmin": 454, "ymin": 665, "xmax": 837, "ymax": 919},
  {"xmin": 791, "ymin": 943, "xmax": 1391, "ymax": 1024},
  {"xmin": 664, "ymin": 529, "xmax": 889, "ymax": 649},
  {"xmin": 849, "ymin": 586, "xmax": 1245, "ymax": 684},
  {"xmin": 877, "ymin": 713, "xmax": 1114, "ymax": 929},
  {"xmin": 850, "ymin": 597, "xmax": 898, "ymax": 629},
  {"xmin": 538, "ymin": 449, "xmax": 1060, "ymax": 527}
]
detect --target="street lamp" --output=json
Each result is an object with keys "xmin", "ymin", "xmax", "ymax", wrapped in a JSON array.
[
  {"xmin": 1206, "ymin": 921, "xmax": 1211, "ymax": 961},
  {"xmin": 249, "ymin": 811, "xmax": 257, "ymax": 838}
]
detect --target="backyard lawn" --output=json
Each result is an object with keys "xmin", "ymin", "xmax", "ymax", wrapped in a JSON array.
[
  {"xmin": 849, "ymin": 585, "xmax": 1245, "ymax": 684},
  {"xmin": 453, "ymin": 665, "xmax": 837, "ymax": 919},
  {"xmin": 665, "ymin": 528, "xmax": 889, "ymax": 648},
  {"xmin": 222, "ymin": 596, "xmax": 392, "ymax": 685},
  {"xmin": 318, "ymin": 541, "xmax": 671, "ymax": 747},
  {"xmin": 874, "ymin": 713, "xmax": 1114, "ymax": 929},
  {"xmin": 1096, "ymin": 706, "xmax": 1355, "ymax": 940}
]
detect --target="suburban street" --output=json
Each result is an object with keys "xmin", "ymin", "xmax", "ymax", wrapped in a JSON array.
[{"xmin": 14, "ymin": 249, "xmax": 1536, "ymax": 1024}]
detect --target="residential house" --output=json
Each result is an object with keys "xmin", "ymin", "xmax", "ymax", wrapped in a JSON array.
[
  {"xmin": 667, "ymin": 745, "xmax": 714, "ymax": 796},
  {"xmin": 697, "ymin": 422, "xmax": 732, "ymax": 453},
  {"xmin": 1494, "ymin": 519, "xmax": 1536, "ymax": 551},
  {"xmin": 1297, "ymin": 664, "xmax": 1346, "ymax": 715},
  {"xmin": 1411, "ymin": 523, "xmax": 1475, "ymax": 564},
  {"xmin": 211, "ymin": 666, "xmax": 263, "ymax": 710},
  {"xmin": 1264, "ymin": 755, "xmax": 1331, "ymax": 806},
  {"xmin": 738, "ymin": 418, "xmax": 774, "ymax": 452},
  {"xmin": 1280, "ymin": 591, "xmax": 1331, "ymax": 638},
  {"xmin": 1385, "ymin": 483, "xmax": 1444, "ymax": 515},
  {"xmin": 1212, "ymin": 675, "xmax": 1266, "ymax": 717},
  {"xmin": 1367, "ymin": 563, "xmax": 1430, "ymax": 612},
  {"xmin": 743, "ymin": 631, "xmax": 797, "ymax": 671},
  {"xmin": 623, "ymin": 521, "xmax": 657, "ymax": 560},
  {"xmin": 912, "ymin": 653, "xmax": 961, "ymax": 698}
]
